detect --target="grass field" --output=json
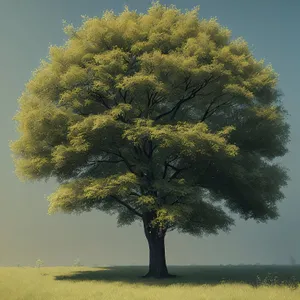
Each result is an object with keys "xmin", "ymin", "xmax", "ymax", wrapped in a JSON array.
[{"xmin": 1, "ymin": 265, "xmax": 300, "ymax": 299}]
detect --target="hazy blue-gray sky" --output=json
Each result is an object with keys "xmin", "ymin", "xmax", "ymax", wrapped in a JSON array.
[{"xmin": 1, "ymin": 0, "xmax": 299, "ymax": 267}]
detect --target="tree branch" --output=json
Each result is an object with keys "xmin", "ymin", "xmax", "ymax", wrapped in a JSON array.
[
  {"xmin": 142, "ymin": 139, "xmax": 155, "ymax": 159},
  {"xmin": 150, "ymin": 94, "xmax": 164, "ymax": 110},
  {"xmin": 154, "ymin": 75, "xmax": 215, "ymax": 122},
  {"xmin": 203, "ymin": 99, "xmax": 233, "ymax": 120},
  {"xmin": 98, "ymin": 149, "xmax": 137, "ymax": 174},
  {"xmin": 170, "ymin": 199, "xmax": 181, "ymax": 205},
  {"xmin": 167, "ymin": 163, "xmax": 189, "ymax": 181},
  {"xmin": 184, "ymin": 76, "xmax": 193, "ymax": 92},
  {"xmin": 162, "ymin": 161, "xmax": 168, "ymax": 179},
  {"xmin": 162, "ymin": 155, "xmax": 179, "ymax": 179},
  {"xmin": 200, "ymin": 93, "xmax": 230, "ymax": 122},
  {"xmin": 119, "ymin": 89, "xmax": 128, "ymax": 103},
  {"xmin": 117, "ymin": 150, "xmax": 136, "ymax": 174},
  {"xmin": 90, "ymin": 91, "xmax": 111, "ymax": 109},
  {"xmin": 95, "ymin": 159, "xmax": 123, "ymax": 164},
  {"xmin": 111, "ymin": 195, "xmax": 143, "ymax": 218},
  {"xmin": 168, "ymin": 155, "xmax": 179, "ymax": 164}
]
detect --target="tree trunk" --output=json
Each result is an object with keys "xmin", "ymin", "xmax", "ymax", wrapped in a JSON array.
[{"xmin": 142, "ymin": 212, "xmax": 176, "ymax": 278}]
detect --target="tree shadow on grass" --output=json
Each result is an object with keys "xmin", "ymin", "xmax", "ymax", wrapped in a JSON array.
[{"xmin": 54, "ymin": 265, "xmax": 300, "ymax": 288}]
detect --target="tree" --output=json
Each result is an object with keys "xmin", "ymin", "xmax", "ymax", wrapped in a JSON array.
[{"xmin": 10, "ymin": 2, "xmax": 290, "ymax": 278}]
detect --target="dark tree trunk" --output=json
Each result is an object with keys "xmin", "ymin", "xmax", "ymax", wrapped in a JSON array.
[{"xmin": 142, "ymin": 212, "xmax": 176, "ymax": 278}]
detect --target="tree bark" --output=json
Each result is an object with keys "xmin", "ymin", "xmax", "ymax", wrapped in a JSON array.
[{"xmin": 142, "ymin": 212, "xmax": 176, "ymax": 278}]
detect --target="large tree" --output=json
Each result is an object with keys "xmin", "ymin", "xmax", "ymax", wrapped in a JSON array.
[{"xmin": 10, "ymin": 2, "xmax": 290, "ymax": 278}]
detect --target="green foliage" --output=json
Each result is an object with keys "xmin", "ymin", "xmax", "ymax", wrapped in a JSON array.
[{"xmin": 10, "ymin": 2, "xmax": 289, "ymax": 236}]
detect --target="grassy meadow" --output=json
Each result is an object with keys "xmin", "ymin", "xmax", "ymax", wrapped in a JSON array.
[{"xmin": 1, "ymin": 265, "xmax": 300, "ymax": 300}]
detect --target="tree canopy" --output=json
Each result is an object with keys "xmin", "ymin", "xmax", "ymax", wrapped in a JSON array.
[{"xmin": 11, "ymin": 2, "xmax": 289, "ymax": 239}]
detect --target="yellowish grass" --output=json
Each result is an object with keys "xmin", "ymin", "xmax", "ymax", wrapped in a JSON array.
[{"xmin": 0, "ymin": 267, "xmax": 299, "ymax": 300}]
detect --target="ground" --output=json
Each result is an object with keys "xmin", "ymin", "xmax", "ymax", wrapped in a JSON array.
[{"xmin": 1, "ymin": 265, "xmax": 300, "ymax": 299}]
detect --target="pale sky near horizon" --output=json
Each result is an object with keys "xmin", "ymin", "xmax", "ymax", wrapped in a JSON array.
[{"xmin": 0, "ymin": 0, "xmax": 299, "ymax": 267}]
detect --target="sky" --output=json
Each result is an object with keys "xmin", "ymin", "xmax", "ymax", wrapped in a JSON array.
[{"xmin": 0, "ymin": 0, "xmax": 299, "ymax": 267}]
